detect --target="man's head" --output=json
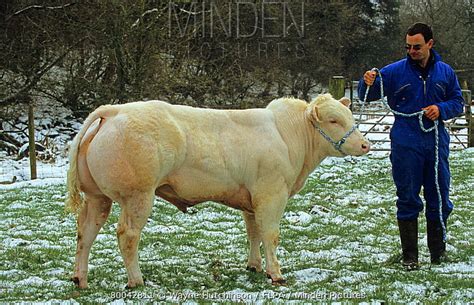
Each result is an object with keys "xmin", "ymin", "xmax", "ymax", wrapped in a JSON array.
[{"xmin": 405, "ymin": 22, "xmax": 433, "ymax": 66}]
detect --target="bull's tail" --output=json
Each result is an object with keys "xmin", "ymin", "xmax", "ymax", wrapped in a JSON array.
[{"xmin": 65, "ymin": 105, "xmax": 117, "ymax": 215}]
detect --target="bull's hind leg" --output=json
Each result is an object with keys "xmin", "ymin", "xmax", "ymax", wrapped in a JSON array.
[
  {"xmin": 72, "ymin": 194, "xmax": 112, "ymax": 288},
  {"xmin": 243, "ymin": 211, "xmax": 262, "ymax": 272},
  {"xmin": 116, "ymin": 192, "xmax": 154, "ymax": 288}
]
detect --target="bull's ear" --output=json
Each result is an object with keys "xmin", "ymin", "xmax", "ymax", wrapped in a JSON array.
[
  {"xmin": 339, "ymin": 97, "xmax": 351, "ymax": 108},
  {"xmin": 306, "ymin": 103, "xmax": 321, "ymax": 123}
]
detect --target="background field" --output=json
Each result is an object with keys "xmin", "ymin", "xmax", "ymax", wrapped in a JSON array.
[{"xmin": 0, "ymin": 149, "xmax": 473, "ymax": 303}]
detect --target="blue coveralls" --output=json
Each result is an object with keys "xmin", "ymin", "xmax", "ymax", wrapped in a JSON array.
[{"xmin": 358, "ymin": 50, "xmax": 464, "ymax": 222}]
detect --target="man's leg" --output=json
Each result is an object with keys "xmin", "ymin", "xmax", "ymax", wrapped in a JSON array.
[
  {"xmin": 390, "ymin": 144, "xmax": 424, "ymax": 270},
  {"xmin": 423, "ymin": 144, "xmax": 452, "ymax": 264}
]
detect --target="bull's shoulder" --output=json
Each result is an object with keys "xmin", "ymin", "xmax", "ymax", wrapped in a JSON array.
[
  {"xmin": 266, "ymin": 97, "xmax": 308, "ymax": 113},
  {"xmin": 265, "ymin": 97, "xmax": 309, "ymax": 132}
]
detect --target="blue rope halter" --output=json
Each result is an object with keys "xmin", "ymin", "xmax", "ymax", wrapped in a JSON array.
[{"xmin": 314, "ymin": 123, "xmax": 358, "ymax": 155}]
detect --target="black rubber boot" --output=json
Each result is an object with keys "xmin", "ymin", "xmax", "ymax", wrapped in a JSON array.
[
  {"xmin": 397, "ymin": 219, "xmax": 420, "ymax": 271},
  {"xmin": 427, "ymin": 218, "xmax": 448, "ymax": 264}
]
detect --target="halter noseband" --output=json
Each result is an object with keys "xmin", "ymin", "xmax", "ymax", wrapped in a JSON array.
[{"xmin": 313, "ymin": 123, "xmax": 358, "ymax": 155}]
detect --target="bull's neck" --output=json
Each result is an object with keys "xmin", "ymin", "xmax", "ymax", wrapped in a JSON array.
[
  {"xmin": 272, "ymin": 108, "xmax": 331, "ymax": 194},
  {"xmin": 272, "ymin": 108, "xmax": 310, "ymax": 169},
  {"xmin": 303, "ymin": 119, "xmax": 332, "ymax": 173}
]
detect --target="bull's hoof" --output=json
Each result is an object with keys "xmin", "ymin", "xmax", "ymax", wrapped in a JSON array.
[
  {"xmin": 126, "ymin": 283, "xmax": 141, "ymax": 290},
  {"xmin": 246, "ymin": 266, "xmax": 258, "ymax": 273},
  {"xmin": 272, "ymin": 278, "xmax": 288, "ymax": 286},
  {"xmin": 71, "ymin": 276, "xmax": 87, "ymax": 289},
  {"xmin": 265, "ymin": 274, "xmax": 287, "ymax": 286},
  {"xmin": 125, "ymin": 278, "xmax": 145, "ymax": 289}
]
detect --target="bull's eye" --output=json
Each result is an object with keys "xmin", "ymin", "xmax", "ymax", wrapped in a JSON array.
[{"xmin": 329, "ymin": 119, "xmax": 338, "ymax": 124}]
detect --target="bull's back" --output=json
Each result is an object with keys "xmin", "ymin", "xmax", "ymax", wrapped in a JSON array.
[
  {"xmin": 148, "ymin": 102, "xmax": 279, "ymax": 161},
  {"xmin": 164, "ymin": 102, "xmax": 272, "ymax": 133}
]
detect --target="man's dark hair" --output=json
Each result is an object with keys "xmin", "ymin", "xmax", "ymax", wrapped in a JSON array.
[{"xmin": 406, "ymin": 22, "xmax": 433, "ymax": 42}]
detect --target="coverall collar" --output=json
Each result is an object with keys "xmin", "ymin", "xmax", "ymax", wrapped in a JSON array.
[{"xmin": 407, "ymin": 49, "xmax": 441, "ymax": 79}]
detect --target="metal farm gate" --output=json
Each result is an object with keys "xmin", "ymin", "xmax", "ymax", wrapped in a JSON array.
[
  {"xmin": 346, "ymin": 80, "xmax": 472, "ymax": 152},
  {"xmin": 353, "ymin": 108, "xmax": 469, "ymax": 152}
]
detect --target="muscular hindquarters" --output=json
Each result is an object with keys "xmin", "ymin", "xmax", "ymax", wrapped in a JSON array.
[{"xmin": 84, "ymin": 110, "xmax": 185, "ymax": 202}]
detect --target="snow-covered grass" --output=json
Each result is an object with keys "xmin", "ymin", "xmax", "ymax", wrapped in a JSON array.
[{"xmin": 0, "ymin": 149, "xmax": 472, "ymax": 303}]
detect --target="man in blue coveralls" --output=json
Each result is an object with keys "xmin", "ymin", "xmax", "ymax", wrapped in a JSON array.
[{"xmin": 358, "ymin": 22, "xmax": 464, "ymax": 270}]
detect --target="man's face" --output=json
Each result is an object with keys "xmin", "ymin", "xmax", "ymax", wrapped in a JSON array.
[{"xmin": 406, "ymin": 33, "xmax": 433, "ymax": 63}]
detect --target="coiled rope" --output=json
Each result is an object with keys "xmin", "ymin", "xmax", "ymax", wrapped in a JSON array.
[{"xmin": 361, "ymin": 68, "xmax": 446, "ymax": 242}]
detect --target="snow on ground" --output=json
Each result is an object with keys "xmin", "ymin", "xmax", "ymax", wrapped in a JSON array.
[
  {"xmin": 0, "ymin": 157, "xmax": 68, "ymax": 184},
  {"xmin": 0, "ymin": 149, "xmax": 472, "ymax": 302},
  {"xmin": 0, "ymin": 98, "xmax": 472, "ymax": 303},
  {"xmin": 0, "ymin": 99, "xmax": 78, "ymax": 183}
]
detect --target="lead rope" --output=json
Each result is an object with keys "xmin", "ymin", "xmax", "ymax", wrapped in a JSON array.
[{"xmin": 361, "ymin": 68, "xmax": 446, "ymax": 242}]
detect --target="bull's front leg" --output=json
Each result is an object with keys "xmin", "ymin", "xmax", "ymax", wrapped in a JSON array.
[
  {"xmin": 243, "ymin": 211, "xmax": 262, "ymax": 272},
  {"xmin": 254, "ymin": 188, "xmax": 288, "ymax": 285}
]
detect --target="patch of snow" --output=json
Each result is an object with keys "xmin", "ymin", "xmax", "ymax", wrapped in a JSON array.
[
  {"xmin": 2, "ymin": 237, "xmax": 29, "ymax": 247},
  {"xmin": 392, "ymin": 281, "xmax": 426, "ymax": 296},
  {"xmin": 319, "ymin": 173, "xmax": 335, "ymax": 180},
  {"xmin": 435, "ymin": 262, "xmax": 474, "ymax": 274},
  {"xmin": 334, "ymin": 271, "xmax": 369, "ymax": 284},
  {"xmin": 17, "ymin": 276, "xmax": 46, "ymax": 287},
  {"xmin": 0, "ymin": 177, "xmax": 66, "ymax": 190},
  {"xmin": 0, "ymin": 269, "xmax": 27, "ymax": 277},
  {"xmin": 292, "ymin": 267, "xmax": 334, "ymax": 284},
  {"xmin": 285, "ymin": 211, "xmax": 312, "ymax": 225},
  {"xmin": 45, "ymin": 268, "xmax": 66, "ymax": 276}
]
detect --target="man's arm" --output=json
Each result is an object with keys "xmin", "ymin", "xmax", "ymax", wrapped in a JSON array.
[
  {"xmin": 436, "ymin": 69, "xmax": 465, "ymax": 121},
  {"xmin": 357, "ymin": 67, "xmax": 392, "ymax": 103}
]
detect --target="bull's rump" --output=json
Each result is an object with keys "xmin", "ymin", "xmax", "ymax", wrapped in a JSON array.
[{"xmin": 82, "ymin": 101, "xmax": 289, "ymax": 210}]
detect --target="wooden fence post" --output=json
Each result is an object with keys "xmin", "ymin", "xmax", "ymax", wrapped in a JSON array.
[
  {"xmin": 329, "ymin": 76, "xmax": 345, "ymax": 99},
  {"xmin": 462, "ymin": 89, "xmax": 473, "ymax": 147},
  {"xmin": 28, "ymin": 103, "xmax": 37, "ymax": 180}
]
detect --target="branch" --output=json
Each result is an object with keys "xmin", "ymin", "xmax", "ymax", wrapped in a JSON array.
[
  {"xmin": 0, "ymin": 39, "xmax": 85, "ymax": 106},
  {"xmin": 131, "ymin": 8, "xmax": 160, "ymax": 28},
  {"xmin": 7, "ymin": 3, "xmax": 76, "ymax": 20}
]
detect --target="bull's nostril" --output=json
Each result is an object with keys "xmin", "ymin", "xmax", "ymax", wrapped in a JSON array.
[{"xmin": 362, "ymin": 143, "xmax": 370, "ymax": 150}]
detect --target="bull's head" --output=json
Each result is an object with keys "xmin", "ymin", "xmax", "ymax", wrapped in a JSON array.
[{"xmin": 306, "ymin": 93, "xmax": 370, "ymax": 156}]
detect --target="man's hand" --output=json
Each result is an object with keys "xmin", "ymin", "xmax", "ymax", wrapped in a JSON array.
[
  {"xmin": 363, "ymin": 70, "xmax": 377, "ymax": 86},
  {"xmin": 422, "ymin": 105, "xmax": 440, "ymax": 121}
]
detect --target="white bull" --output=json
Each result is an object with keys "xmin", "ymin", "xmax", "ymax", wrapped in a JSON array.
[{"xmin": 66, "ymin": 93, "xmax": 370, "ymax": 288}]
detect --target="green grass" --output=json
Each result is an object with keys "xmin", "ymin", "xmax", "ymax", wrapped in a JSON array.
[{"xmin": 0, "ymin": 149, "xmax": 473, "ymax": 303}]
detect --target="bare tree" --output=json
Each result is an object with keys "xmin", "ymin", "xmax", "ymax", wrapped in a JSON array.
[{"xmin": 400, "ymin": 0, "xmax": 474, "ymax": 88}]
